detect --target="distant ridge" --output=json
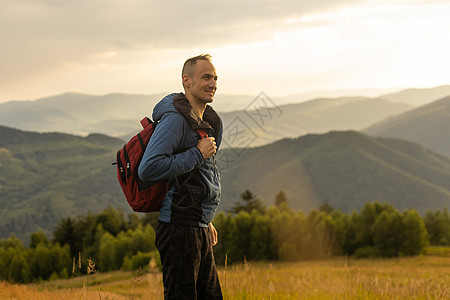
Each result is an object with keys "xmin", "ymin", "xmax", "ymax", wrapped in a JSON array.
[
  {"xmin": 378, "ymin": 85, "xmax": 450, "ymax": 106},
  {"xmin": 3, "ymin": 85, "xmax": 449, "ymax": 147},
  {"xmin": 0, "ymin": 91, "xmax": 412, "ymax": 143},
  {"xmin": 364, "ymin": 95, "xmax": 450, "ymax": 158},
  {"xmin": 0, "ymin": 93, "xmax": 166, "ymax": 137},
  {"xmin": 219, "ymin": 96, "xmax": 411, "ymax": 148}
]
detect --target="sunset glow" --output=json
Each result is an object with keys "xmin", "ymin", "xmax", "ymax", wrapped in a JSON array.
[{"xmin": 1, "ymin": 0, "xmax": 449, "ymax": 101}]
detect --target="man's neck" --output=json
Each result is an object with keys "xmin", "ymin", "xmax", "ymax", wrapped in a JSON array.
[{"xmin": 185, "ymin": 94, "xmax": 207, "ymax": 120}]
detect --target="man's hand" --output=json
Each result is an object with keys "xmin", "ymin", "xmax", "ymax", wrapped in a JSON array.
[
  {"xmin": 197, "ymin": 137, "xmax": 217, "ymax": 159},
  {"xmin": 208, "ymin": 223, "xmax": 218, "ymax": 246}
]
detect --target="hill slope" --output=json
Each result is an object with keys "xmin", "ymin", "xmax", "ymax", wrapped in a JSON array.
[
  {"xmin": 220, "ymin": 131, "xmax": 450, "ymax": 213},
  {"xmin": 2, "ymin": 127, "xmax": 450, "ymax": 241},
  {"xmin": 0, "ymin": 126, "xmax": 127, "ymax": 241},
  {"xmin": 364, "ymin": 96, "xmax": 450, "ymax": 158},
  {"xmin": 379, "ymin": 85, "xmax": 450, "ymax": 106},
  {"xmin": 218, "ymin": 96, "xmax": 411, "ymax": 148}
]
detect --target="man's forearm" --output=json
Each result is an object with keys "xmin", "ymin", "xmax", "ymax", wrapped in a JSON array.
[{"xmin": 138, "ymin": 147, "xmax": 203, "ymax": 182}]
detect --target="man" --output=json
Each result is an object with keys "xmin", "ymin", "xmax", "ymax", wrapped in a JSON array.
[{"xmin": 138, "ymin": 54, "xmax": 223, "ymax": 299}]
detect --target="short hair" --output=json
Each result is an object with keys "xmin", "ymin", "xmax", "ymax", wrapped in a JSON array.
[{"xmin": 182, "ymin": 53, "xmax": 213, "ymax": 78}]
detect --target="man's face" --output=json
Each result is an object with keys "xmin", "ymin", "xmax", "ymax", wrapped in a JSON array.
[{"xmin": 186, "ymin": 60, "xmax": 218, "ymax": 104}]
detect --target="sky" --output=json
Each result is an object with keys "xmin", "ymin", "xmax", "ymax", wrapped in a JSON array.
[{"xmin": 1, "ymin": 0, "xmax": 450, "ymax": 103}]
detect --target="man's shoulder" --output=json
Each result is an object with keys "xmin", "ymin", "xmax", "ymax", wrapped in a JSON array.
[
  {"xmin": 158, "ymin": 111, "xmax": 188, "ymax": 129},
  {"xmin": 152, "ymin": 92, "xmax": 183, "ymax": 121},
  {"xmin": 158, "ymin": 110, "xmax": 186, "ymax": 122}
]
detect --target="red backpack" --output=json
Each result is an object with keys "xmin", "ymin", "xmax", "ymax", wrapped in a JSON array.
[{"xmin": 114, "ymin": 117, "xmax": 207, "ymax": 212}]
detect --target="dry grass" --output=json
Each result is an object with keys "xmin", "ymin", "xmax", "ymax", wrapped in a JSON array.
[
  {"xmin": 0, "ymin": 256, "xmax": 449, "ymax": 299},
  {"xmin": 0, "ymin": 270, "xmax": 163, "ymax": 300},
  {"xmin": 0, "ymin": 280, "xmax": 129, "ymax": 300},
  {"xmin": 220, "ymin": 256, "xmax": 450, "ymax": 299}
]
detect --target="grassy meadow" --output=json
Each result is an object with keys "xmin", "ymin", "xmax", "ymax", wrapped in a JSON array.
[{"xmin": 1, "ymin": 252, "xmax": 449, "ymax": 299}]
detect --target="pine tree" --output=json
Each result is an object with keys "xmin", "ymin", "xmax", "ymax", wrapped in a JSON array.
[
  {"xmin": 274, "ymin": 190, "xmax": 288, "ymax": 207},
  {"xmin": 230, "ymin": 189, "xmax": 266, "ymax": 214}
]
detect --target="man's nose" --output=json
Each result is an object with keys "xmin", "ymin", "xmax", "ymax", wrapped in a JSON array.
[{"xmin": 209, "ymin": 79, "xmax": 217, "ymax": 89}]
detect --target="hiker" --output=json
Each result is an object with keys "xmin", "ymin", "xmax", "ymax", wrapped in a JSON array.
[{"xmin": 138, "ymin": 54, "xmax": 223, "ymax": 299}]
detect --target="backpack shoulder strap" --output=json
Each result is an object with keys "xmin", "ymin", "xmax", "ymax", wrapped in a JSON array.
[{"xmin": 196, "ymin": 129, "xmax": 208, "ymax": 139}]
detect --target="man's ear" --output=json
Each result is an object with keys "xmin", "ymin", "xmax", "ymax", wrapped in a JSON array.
[{"xmin": 182, "ymin": 74, "xmax": 191, "ymax": 89}]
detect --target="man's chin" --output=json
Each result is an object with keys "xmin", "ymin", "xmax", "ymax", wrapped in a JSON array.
[{"xmin": 203, "ymin": 96, "xmax": 214, "ymax": 103}]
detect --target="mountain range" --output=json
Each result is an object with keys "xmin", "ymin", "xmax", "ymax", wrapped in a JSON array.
[
  {"xmin": 2, "ymin": 85, "xmax": 449, "ymax": 149},
  {"xmin": 0, "ymin": 93, "xmax": 166, "ymax": 137},
  {"xmin": 0, "ymin": 93, "xmax": 412, "ymax": 144},
  {"xmin": 1, "ymin": 85, "xmax": 450, "ymax": 241},
  {"xmin": 220, "ymin": 96, "xmax": 411, "ymax": 148},
  {"xmin": 219, "ymin": 131, "xmax": 450, "ymax": 213},
  {"xmin": 1, "ymin": 124, "xmax": 450, "ymax": 241},
  {"xmin": 364, "ymin": 96, "xmax": 450, "ymax": 158},
  {"xmin": 376, "ymin": 85, "xmax": 450, "ymax": 106}
]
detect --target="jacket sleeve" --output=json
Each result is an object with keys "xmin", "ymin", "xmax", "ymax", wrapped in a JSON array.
[{"xmin": 138, "ymin": 112, "xmax": 204, "ymax": 182}]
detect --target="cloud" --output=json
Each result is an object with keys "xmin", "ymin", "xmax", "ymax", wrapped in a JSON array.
[
  {"xmin": 2, "ymin": 0, "xmax": 449, "ymax": 101},
  {"xmin": 0, "ymin": 0, "xmax": 362, "ymax": 99},
  {"xmin": 1, "ymin": 0, "xmax": 362, "ymax": 48}
]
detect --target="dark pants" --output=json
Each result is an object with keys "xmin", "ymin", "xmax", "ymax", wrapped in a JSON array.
[{"xmin": 155, "ymin": 221, "xmax": 223, "ymax": 300}]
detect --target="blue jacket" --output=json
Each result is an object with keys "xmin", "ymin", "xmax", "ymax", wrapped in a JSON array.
[{"xmin": 138, "ymin": 93, "xmax": 223, "ymax": 227}]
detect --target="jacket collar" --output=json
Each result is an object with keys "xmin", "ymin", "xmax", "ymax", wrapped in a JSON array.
[{"xmin": 173, "ymin": 93, "xmax": 222, "ymax": 139}]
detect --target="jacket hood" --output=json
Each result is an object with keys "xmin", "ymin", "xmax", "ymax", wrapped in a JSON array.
[
  {"xmin": 153, "ymin": 93, "xmax": 222, "ymax": 140},
  {"xmin": 152, "ymin": 93, "xmax": 178, "ymax": 121}
]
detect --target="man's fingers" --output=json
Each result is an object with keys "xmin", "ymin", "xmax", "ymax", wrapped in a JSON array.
[
  {"xmin": 209, "ymin": 223, "xmax": 218, "ymax": 246},
  {"xmin": 197, "ymin": 137, "xmax": 217, "ymax": 159},
  {"xmin": 213, "ymin": 231, "xmax": 218, "ymax": 245}
]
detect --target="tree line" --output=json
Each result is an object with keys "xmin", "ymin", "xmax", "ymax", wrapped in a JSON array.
[
  {"xmin": 0, "ymin": 190, "xmax": 449, "ymax": 283},
  {"xmin": 0, "ymin": 207, "xmax": 161, "ymax": 283},
  {"xmin": 214, "ymin": 190, "xmax": 449, "ymax": 264}
]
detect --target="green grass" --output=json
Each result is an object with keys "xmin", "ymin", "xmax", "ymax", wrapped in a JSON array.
[{"xmin": 424, "ymin": 246, "xmax": 450, "ymax": 257}]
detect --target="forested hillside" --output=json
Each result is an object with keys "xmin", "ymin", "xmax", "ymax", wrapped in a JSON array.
[
  {"xmin": 0, "ymin": 126, "xmax": 127, "ymax": 241},
  {"xmin": 2, "ymin": 126, "xmax": 450, "ymax": 242},
  {"xmin": 220, "ymin": 131, "xmax": 450, "ymax": 213}
]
